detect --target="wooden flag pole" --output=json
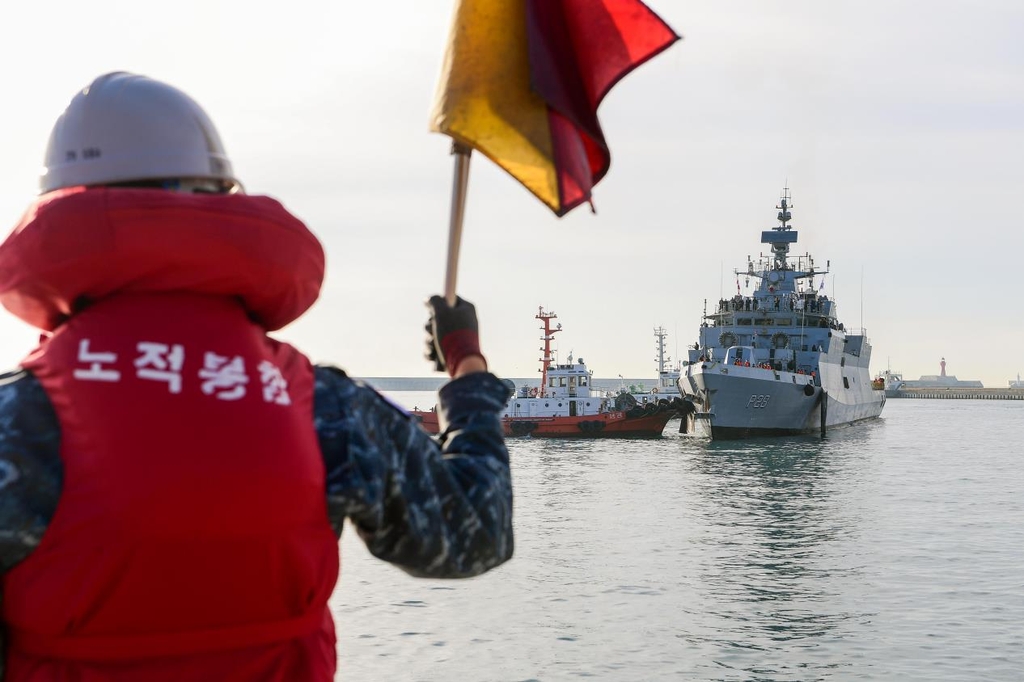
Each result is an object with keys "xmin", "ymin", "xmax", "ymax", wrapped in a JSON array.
[{"xmin": 444, "ymin": 141, "xmax": 472, "ymax": 306}]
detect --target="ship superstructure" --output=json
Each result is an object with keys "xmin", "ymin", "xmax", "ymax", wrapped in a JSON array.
[{"xmin": 653, "ymin": 326, "xmax": 682, "ymax": 396}]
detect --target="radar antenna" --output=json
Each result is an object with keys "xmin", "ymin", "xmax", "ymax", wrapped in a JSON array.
[
  {"xmin": 762, "ymin": 186, "xmax": 797, "ymax": 269},
  {"xmin": 776, "ymin": 186, "xmax": 793, "ymax": 227}
]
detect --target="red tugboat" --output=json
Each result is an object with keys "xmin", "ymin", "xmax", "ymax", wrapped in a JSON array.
[{"xmin": 414, "ymin": 307, "xmax": 674, "ymax": 438}]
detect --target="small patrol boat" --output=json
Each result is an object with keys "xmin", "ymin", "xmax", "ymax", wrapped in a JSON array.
[
  {"xmin": 677, "ymin": 188, "xmax": 886, "ymax": 438},
  {"xmin": 414, "ymin": 307, "xmax": 675, "ymax": 438},
  {"xmin": 876, "ymin": 368, "xmax": 905, "ymax": 397}
]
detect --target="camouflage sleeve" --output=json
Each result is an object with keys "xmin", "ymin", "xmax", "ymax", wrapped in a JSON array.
[
  {"xmin": 0, "ymin": 369, "xmax": 63, "ymax": 573},
  {"xmin": 314, "ymin": 366, "xmax": 513, "ymax": 579},
  {"xmin": 0, "ymin": 369, "xmax": 63, "ymax": 680}
]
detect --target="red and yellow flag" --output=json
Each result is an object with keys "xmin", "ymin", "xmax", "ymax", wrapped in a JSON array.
[{"xmin": 430, "ymin": 0, "xmax": 679, "ymax": 217}]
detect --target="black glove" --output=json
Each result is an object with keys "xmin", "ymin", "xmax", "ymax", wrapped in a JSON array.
[{"xmin": 425, "ymin": 295, "xmax": 485, "ymax": 377}]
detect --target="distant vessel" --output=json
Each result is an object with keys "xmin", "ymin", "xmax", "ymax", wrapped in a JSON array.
[
  {"xmin": 873, "ymin": 362, "xmax": 905, "ymax": 397},
  {"xmin": 1011, "ymin": 374, "xmax": 1024, "ymax": 390},
  {"xmin": 879, "ymin": 369, "xmax": 905, "ymax": 398},
  {"xmin": 413, "ymin": 307, "xmax": 674, "ymax": 438},
  {"xmin": 676, "ymin": 188, "xmax": 886, "ymax": 438}
]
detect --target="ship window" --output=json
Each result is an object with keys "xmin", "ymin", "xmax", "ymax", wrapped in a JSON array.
[
  {"xmin": 776, "ymin": 318, "xmax": 792, "ymax": 325},
  {"xmin": 843, "ymin": 377, "xmax": 850, "ymax": 389},
  {"xmin": 559, "ymin": 377, "xmax": 567, "ymax": 386},
  {"xmin": 738, "ymin": 318, "xmax": 752, "ymax": 326},
  {"xmin": 581, "ymin": 377, "xmax": 588, "ymax": 386},
  {"xmin": 755, "ymin": 318, "xmax": 772, "ymax": 326},
  {"xmin": 841, "ymin": 356, "xmax": 846, "ymax": 367}
]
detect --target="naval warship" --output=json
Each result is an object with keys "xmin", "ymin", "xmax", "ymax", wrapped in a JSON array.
[{"xmin": 677, "ymin": 188, "xmax": 886, "ymax": 438}]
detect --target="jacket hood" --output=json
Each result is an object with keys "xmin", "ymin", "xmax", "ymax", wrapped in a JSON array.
[{"xmin": 0, "ymin": 187, "xmax": 325, "ymax": 331}]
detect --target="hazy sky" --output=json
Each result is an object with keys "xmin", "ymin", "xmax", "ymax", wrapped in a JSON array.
[{"xmin": 2, "ymin": 1, "xmax": 1022, "ymax": 388}]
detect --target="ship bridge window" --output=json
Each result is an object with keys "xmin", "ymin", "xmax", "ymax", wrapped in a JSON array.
[
  {"xmin": 754, "ymin": 318, "xmax": 772, "ymax": 326},
  {"xmin": 776, "ymin": 318, "xmax": 792, "ymax": 326},
  {"xmin": 737, "ymin": 318, "xmax": 752, "ymax": 326},
  {"xmin": 580, "ymin": 376, "xmax": 588, "ymax": 386}
]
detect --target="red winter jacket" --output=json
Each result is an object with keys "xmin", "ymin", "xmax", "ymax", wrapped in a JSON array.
[{"xmin": 0, "ymin": 188, "xmax": 340, "ymax": 681}]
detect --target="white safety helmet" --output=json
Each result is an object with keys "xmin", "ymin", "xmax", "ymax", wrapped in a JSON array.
[{"xmin": 39, "ymin": 72, "xmax": 242, "ymax": 194}]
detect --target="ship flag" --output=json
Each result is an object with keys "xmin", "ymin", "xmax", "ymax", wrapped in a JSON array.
[{"xmin": 430, "ymin": 0, "xmax": 680, "ymax": 303}]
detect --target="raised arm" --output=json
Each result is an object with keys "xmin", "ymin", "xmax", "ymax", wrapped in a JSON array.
[
  {"xmin": 0, "ymin": 370, "xmax": 63, "ymax": 681},
  {"xmin": 315, "ymin": 366, "xmax": 512, "ymax": 578},
  {"xmin": 0, "ymin": 370, "xmax": 62, "ymax": 574}
]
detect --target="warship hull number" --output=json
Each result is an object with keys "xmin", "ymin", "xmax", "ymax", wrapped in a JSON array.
[{"xmin": 746, "ymin": 394, "xmax": 771, "ymax": 409}]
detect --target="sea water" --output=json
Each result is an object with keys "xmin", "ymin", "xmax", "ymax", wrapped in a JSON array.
[{"xmin": 329, "ymin": 395, "xmax": 1024, "ymax": 681}]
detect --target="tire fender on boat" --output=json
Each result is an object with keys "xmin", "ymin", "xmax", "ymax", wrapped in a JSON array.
[
  {"xmin": 771, "ymin": 332, "xmax": 790, "ymax": 349},
  {"xmin": 509, "ymin": 420, "xmax": 538, "ymax": 436}
]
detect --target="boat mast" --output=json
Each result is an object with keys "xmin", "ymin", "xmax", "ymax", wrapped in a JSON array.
[
  {"xmin": 536, "ymin": 307, "xmax": 561, "ymax": 398},
  {"xmin": 756, "ymin": 186, "xmax": 797, "ymax": 275},
  {"xmin": 654, "ymin": 326, "xmax": 669, "ymax": 375}
]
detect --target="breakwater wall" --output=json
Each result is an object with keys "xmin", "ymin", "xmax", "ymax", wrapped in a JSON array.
[{"xmin": 889, "ymin": 388, "xmax": 1024, "ymax": 401}]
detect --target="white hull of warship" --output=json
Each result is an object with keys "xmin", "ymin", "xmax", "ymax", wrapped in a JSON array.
[{"xmin": 677, "ymin": 188, "xmax": 885, "ymax": 439}]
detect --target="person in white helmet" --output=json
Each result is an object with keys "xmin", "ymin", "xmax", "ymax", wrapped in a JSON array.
[{"xmin": 0, "ymin": 72, "xmax": 513, "ymax": 682}]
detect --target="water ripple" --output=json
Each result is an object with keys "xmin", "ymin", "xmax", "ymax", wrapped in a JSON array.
[{"xmin": 332, "ymin": 399, "xmax": 1024, "ymax": 681}]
